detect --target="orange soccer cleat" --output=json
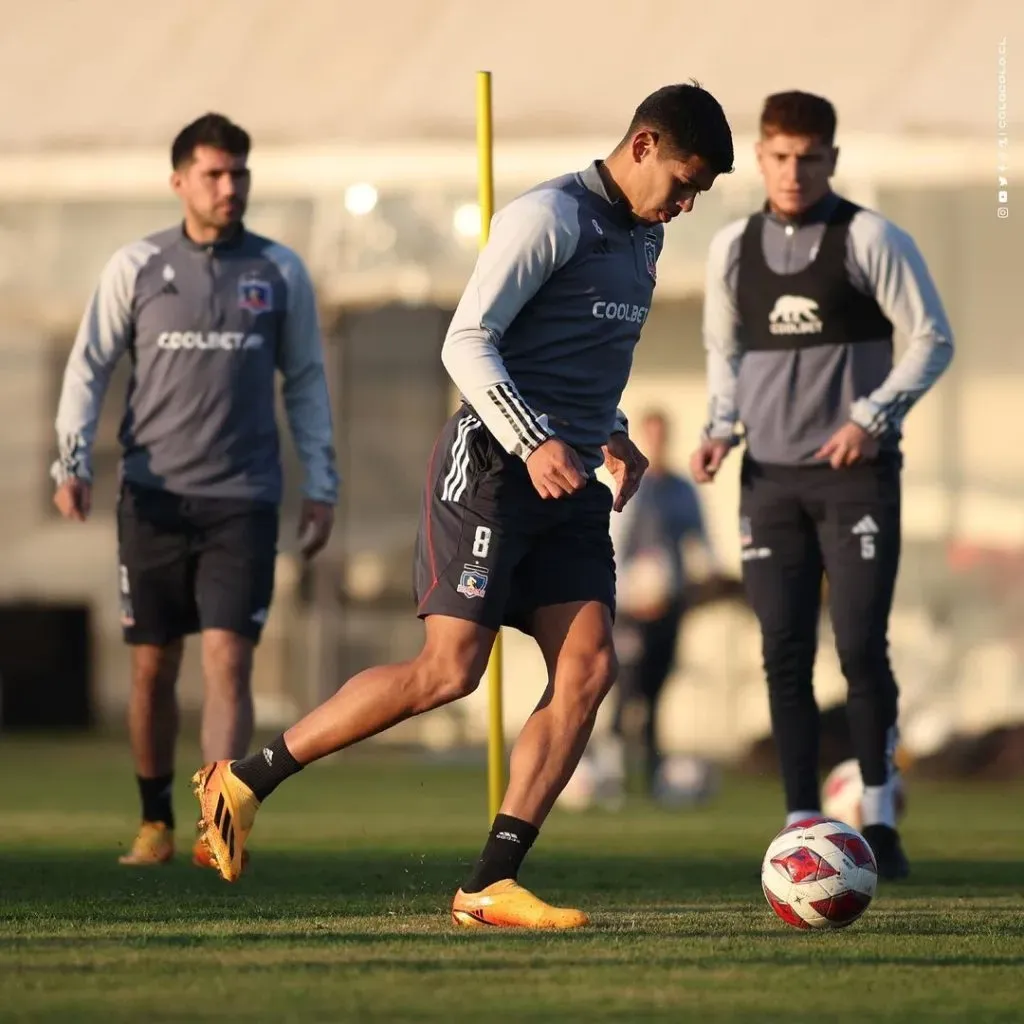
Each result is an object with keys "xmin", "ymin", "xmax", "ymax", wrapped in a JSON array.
[
  {"xmin": 118, "ymin": 821, "xmax": 175, "ymax": 866},
  {"xmin": 451, "ymin": 879, "xmax": 590, "ymax": 929},
  {"xmin": 191, "ymin": 760, "xmax": 260, "ymax": 882}
]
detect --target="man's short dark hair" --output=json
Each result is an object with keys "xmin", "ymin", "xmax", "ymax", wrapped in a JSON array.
[
  {"xmin": 624, "ymin": 82, "xmax": 735, "ymax": 175},
  {"xmin": 760, "ymin": 91, "xmax": 837, "ymax": 146},
  {"xmin": 171, "ymin": 113, "xmax": 251, "ymax": 169}
]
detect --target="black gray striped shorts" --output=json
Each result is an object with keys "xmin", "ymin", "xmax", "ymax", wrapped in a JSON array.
[{"xmin": 412, "ymin": 406, "xmax": 615, "ymax": 635}]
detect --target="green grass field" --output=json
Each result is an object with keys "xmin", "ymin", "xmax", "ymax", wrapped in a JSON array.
[{"xmin": 1, "ymin": 736, "xmax": 1022, "ymax": 1022}]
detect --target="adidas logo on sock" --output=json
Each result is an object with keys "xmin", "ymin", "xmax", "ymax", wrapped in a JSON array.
[{"xmin": 851, "ymin": 515, "xmax": 879, "ymax": 535}]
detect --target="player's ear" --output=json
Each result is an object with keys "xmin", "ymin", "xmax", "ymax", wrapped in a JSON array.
[
  {"xmin": 829, "ymin": 146, "xmax": 840, "ymax": 175},
  {"xmin": 631, "ymin": 130, "xmax": 656, "ymax": 164}
]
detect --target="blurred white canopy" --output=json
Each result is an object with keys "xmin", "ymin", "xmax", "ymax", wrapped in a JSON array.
[{"xmin": 0, "ymin": 0, "xmax": 1012, "ymax": 152}]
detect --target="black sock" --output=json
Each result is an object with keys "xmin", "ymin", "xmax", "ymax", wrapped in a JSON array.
[
  {"xmin": 230, "ymin": 734, "xmax": 304, "ymax": 802},
  {"xmin": 138, "ymin": 774, "xmax": 174, "ymax": 828},
  {"xmin": 462, "ymin": 814, "xmax": 539, "ymax": 893}
]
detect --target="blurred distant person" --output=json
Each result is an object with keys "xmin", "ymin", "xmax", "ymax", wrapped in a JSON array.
[
  {"xmin": 51, "ymin": 113, "xmax": 338, "ymax": 868},
  {"xmin": 691, "ymin": 91, "xmax": 953, "ymax": 879},
  {"xmin": 191, "ymin": 83, "xmax": 734, "ymax": 929},
  {"xmin": 602, "ymin": 409, "xmax": 714, "ymax": 800}
]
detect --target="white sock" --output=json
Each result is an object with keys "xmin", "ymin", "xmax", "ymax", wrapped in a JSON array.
[
  {"xmin": 862, "ymin": 724, "xmax": 900, "ymax": 828},
  {"xmin": 785, "ymin": 809, "xmax": 821, "ymax": 827},
  {"xmin": 861, "ymin": 784, "xmax": 896, "ymax": 828}
]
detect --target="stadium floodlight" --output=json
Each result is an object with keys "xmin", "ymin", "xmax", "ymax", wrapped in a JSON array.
[
  {"xmin": 453, "ymin": 202, "xmax": 482, "ymax": 239},
  {"xmin": 344, "ymin": 183, "xmax": 378, "ymax": 216}
]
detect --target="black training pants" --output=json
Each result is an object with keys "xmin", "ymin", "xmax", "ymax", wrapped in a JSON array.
[
  {"xmin": 739, "ymin": 455, "xmax": 901, "ymax": 813},
  {"xmin": 612, "ymin": 601, "xmax": 684, "ymax": 786}
]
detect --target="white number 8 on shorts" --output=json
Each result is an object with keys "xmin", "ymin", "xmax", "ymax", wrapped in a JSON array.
[{"xmin": 472, "ymin": 525, "xmax": 492, "ymax": 559}]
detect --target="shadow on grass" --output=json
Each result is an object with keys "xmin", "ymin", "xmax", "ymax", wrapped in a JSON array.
[
  {"xmin": 3, "ymin": 931, "xmax": 1024, "ymax": 974},
  {"xmin": 1, "ymin": 850, "xmax": 1022, "ymax": 930}
]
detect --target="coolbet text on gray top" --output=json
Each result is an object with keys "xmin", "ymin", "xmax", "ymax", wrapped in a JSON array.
[
  {"xmin": 441, "ymin": 162, "xmax": 664, "ymax": 471},
  {"xmin": 53, "ymin": 226, "xmax": 338, "ymax": 505}
]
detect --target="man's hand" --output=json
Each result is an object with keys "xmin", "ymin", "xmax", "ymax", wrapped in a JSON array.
[
  {"xmin": 602, "ymin": 432, "xmax": 648, "ymax": 513},
  {"xmin": 689, "ymin": 439, "xmax": 732, "ymax": 484},
  {"xmin": 53, "ymin": 478, "xmax": 92, "ymax": 522},
  {"xmin": 526, "ymin": 438, "xmax": 587, "ymax": 500},
  {"xmin": 298, "ymin": 500, "xmax": 334, "ymax": 559},
  {"xmin": 815, "ymin": 422, "xmax": 878, "ymax": 469}
]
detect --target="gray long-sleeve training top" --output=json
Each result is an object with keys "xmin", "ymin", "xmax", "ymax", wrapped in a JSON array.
[
  {"xmin": 441, "ymin": 161, "xmax": 664, "ymax": 472},
  {"xmin": 53, "ymin": 224, "xmax": 339, "ymax": 505},
  {"xmin": 702, "ymin": 191, "xmax": 954, "ymax": 465}
]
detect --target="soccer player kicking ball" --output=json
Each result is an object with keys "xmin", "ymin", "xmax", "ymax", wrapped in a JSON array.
[
  {"xmin": 691, "ymin": 92, "xmax": 954, "ymax": 879},
  {"xmin": 193, "ymin": 82, "xmax": 734, "ymax": 927}
]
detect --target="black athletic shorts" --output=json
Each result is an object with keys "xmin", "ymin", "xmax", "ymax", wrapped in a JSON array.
[
  {"xmin": 413, "ymin": 407, "xmax": 616, "ymax": 635},
  {"xmin": 116, "ymin": 482, "xmax": 279, "ymax": 646}
]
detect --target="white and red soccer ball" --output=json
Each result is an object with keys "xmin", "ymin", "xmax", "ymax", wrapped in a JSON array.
[
  {"xmin": 761, "ymin": 817, "xmax": 878, "ymax": 930},
  {"xmin": 822, "ymin": 757, "xmax": 907, "ymax": 831}
]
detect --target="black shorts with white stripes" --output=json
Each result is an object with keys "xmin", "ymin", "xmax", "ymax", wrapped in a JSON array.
[{"xmin": 413, "ymin": 405, "xmax": 616, "ymax": 635}]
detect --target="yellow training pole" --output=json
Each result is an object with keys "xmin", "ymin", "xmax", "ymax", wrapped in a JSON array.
[{"xmin": 477, "ymin": 70, "xmax": 504, "ymax": 823}]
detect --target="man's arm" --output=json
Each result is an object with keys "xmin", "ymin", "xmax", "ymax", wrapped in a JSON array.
[
  {"xmin": 441, "ymin": 189, "xmax": 579, "ymax": 462},
  {"xmin": 848, "ymin": 216, "xmax": 955, "ymax": 438},
  {"xmin": 700, "ymin": 220, "xmax": 747, "ymax": 445},
  {"xmin": 270, "ymin": 246, "xmax": 339, "ymax": 505},
  {"xmin": 51, "ymin": 241, "xmax": 153, "ymax": 484}
]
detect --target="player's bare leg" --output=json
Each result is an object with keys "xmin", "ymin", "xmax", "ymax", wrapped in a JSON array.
[
  {"xmin": 190, "ymin": 629, "xmax": 256, "ymax": 868},
  {"xmin": 129, "ymin": 642, "xmax": 183, "ymax": 778},
  {"xmin": 282, "ymin": 617, "xmax": 494, "ymax": 761},
  {"xmin": 503, "ymin": 601, "xmax": 617, "ymax": 824},
  {"xmin": 200, "ymin": 630, "xmax": 255, "ymax": 762},
  {"xmin": 192, "ymin": 615, "xmax": 494, "ymax": 880},
  {"xmin": 119, "ymin": 641, "xmax": 182, "ymax": 865},
  {"xmin": 452, "ymin": 600, "xmax": 617, "ymax": 929}
]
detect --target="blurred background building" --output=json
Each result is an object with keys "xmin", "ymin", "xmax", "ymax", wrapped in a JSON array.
[{"xmin": 0, "ymin": 0, "xmax": 1019, "ymax": 773}]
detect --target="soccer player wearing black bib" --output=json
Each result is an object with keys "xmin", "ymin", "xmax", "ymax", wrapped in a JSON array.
[{"xmin": 691, "ymin": 92, "xmax": 954, "ymax": 879}]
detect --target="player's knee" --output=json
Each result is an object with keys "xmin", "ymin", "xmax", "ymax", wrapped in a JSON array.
[
  {"xmin": 761, "ymin": 631, "xmax": 816, "ymax": 692},
  {"xmin": 560, "ymin": 640, "xmax": 619, "ymax": 716},
  {"xmin": 131, "ymin": 641, "xmax": 183, "ymax": 691},
  {"xmin": 202, "ymin": 630, "xmax": 255, "ymax": 695},
  {"xmin": 412, "ymin": 647, "xmax": 485, "ymax": 706},
  {"xmin": 836, "ymin": 638, "xmax": 892, "ymax": 692}
]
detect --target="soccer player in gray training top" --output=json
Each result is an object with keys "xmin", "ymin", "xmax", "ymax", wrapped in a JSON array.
[
  {"xmin": 691, "ymin": 92, "xmax": 954, "ymax": 880},
  {"xmin": 193, "ymin": 83, "xmax": 734, "ymax": 928},
  {"xmin": 52, "ymin": 113, "xmax": 339, "ymax": 869}
]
